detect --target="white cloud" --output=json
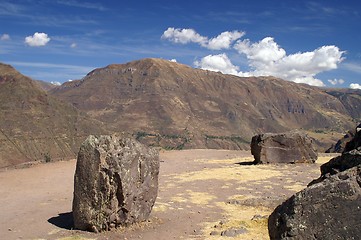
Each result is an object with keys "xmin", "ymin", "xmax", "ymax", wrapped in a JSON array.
[
  {"xmin": 0, "ymin": 34, "xmax": 10, "ymax": 41},
  {"xmin": 293, "ymin": 77, "xmax": 325, "ymax": 87},
  {"xmin": 194, "ymin": 53, "xmax": 241, "ymax": 75},
  {"xmin": 162, "ymin": 27, "xmax": 207, "ymax": 45},
  {"xmin": 164, "ymin": 28, "xmax": 345, "ymax": 87},
  {"xmin": 70, "ymin": 43, "xmax": 77, "ymax": 48},
  {"xmin": 350, "ymin": 83, "xmax": 361, "ymax": 89},
  {"xmin": 207, "ymin": 31, "xmax": 245, "ymax": 50},
  {"xmin": 51, "ymin": 81, "xmax": 61, "ymax": 86},
  {"xmin": 328, "ymin": 78, "xmax": 344, "ymax": 85},
  {"xmin": 169, "ymin": 59, "xmax": 177, "ymax": 62},
  {"xmin": 162, "ymin": 27, "xmax": 244, "ymax": 50},
  {"xmin": 233, "ymin": 38, "xmax": 344, "ymax": 86},
  {"xmin": 25, "ymin": 32, "xmax": 51, "ymax": 47},
  {"xmin": 234, "ymin": 37, "xmax": 286, "ymax": 64}
]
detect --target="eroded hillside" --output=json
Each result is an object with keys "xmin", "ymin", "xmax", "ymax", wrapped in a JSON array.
[
  {"xmin": 0, "ymin": 63, "xmax": 105, "ymax": 167},
  {"xmin": 51, "ymin": 58, "xmax": 358, "ymax": 150}
]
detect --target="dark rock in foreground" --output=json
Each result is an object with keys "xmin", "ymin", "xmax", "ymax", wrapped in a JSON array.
[
  {"xmin": 268, "ymin": 125, "xmax": 361, "ymax": 239},
  {"xmin": 320, "ymin": 149, "xmax": 361, "ymax": 177},
  {"xmin": 268, "ymin": 165, "xmax": 361, "ymax": 240},
  {"xmin": 343, "ymin": 123, "xmax": 361, "ymax": 153},
  {"xmin": 251, "ymin": 131, "xmax": 317, "ymax": 164},
  {"xmin": 72, "ymin": 135, "xmax": 159, "ymax": 232},
  {"xmin": 311, "ymin": 125, "xmax": 361, "ymax": 185},
  {"xmin": 326, "ymin": 129, "xmax": 355, "ymax": 153}
]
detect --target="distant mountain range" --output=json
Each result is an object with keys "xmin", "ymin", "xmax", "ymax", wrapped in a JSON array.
[
  {"xmin": 50, "ymin": 58, "xmax": 360, "ymax": 150},
  {"xmin": 1, "ymin": 58, "xmax": 360, "ymax": 167}
]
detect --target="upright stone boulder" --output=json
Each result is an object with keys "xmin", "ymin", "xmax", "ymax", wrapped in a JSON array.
[
  {"xmin": 251, "ymin": 131, "xmax": 317, "ymax": 164},
  {"xmin": 72, "ymin": 135, "xmax": 160, "ymax": 232}
]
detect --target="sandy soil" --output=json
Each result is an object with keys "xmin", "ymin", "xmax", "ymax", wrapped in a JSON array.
[{"xmin": 0, "ymin": 150, "xmax": 337, "ymax": 240}]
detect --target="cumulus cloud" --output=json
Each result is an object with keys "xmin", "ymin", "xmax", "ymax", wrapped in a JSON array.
[
  {"xmin": 350, "ymin": 83, "xmax": 361, "ymax": 89},
  {"xmin": 164, "ymin": 27, "xmax": 345, "ymax": 86},
  {"xmin": 162, "ymin": 27, "xmax": 244, "ymax": 50},
  {"xmin": 0, "ymin": 34, "xmax": 10, "ymax": 41},
  {"xmin": 328, "ymin": 78, "xmax": 345, "ymax": 85},
  {"xmin": 233, "ymin": 38, "xmax": 344, "ymax": 86},
  {"xmin": 25, "ymin": 32, "xmax": 50, "ymax": 47},
  {"xmin": 162, "ymin": 27, "xmax": 207, "ymax": 45},
  {"xmin": 207, "ymin": 31, "xmax": 245, "ymax": 50},
  {"xmin": 234, "ymin": 37, "xmax": 286, "ymax": 65},
  {"xmin": 194, "ymin": 53, "xmax": 241, "ymax": 75},
  {"xmin": 51, "ymin": 81, "xmax": 61, "ymax": 86}
]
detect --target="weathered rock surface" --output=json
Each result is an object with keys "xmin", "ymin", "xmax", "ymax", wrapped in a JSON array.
[
  {"xmin": 310, "ymin": 125, "xmax": 361, "ymax": 185},
  {"xmin": 326, "ymin": 130, "xmax": 355, "ymax": 153},
  {"xmin": 326, "ymin": 123, "xmax": 361, "ymax": 153},
  {"xmin": 343, "ymin": 123, "xmax": 361, "ymax": 153},
  {"xmin": 320, "ymin": 149, "xmax": 361, "ymax": 177},
  {"xmin": 268, "ymin": 165, "xmax": 361, "ymax": 240},
  {"xmin": 251, "ymin": 131, "xmax": 318, "ymax": 164},
  {"xmin": 72, "ymin": 135, "xmax": 159, "ymax": 232},
  {"xmin": 268, "ymin": 126, "xmax": 361, "ymax": 239}
]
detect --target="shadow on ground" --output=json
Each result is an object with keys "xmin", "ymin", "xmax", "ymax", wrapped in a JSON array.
[
  {"xmin": 235, "ymin": 161, "xmax": 255, "ymax": 165},
  {"xmin": 48, "ymin": 212, "xmax": 74, "ymax": 230}
]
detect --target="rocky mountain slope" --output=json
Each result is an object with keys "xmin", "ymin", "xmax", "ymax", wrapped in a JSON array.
[
  {"xmin": 34, "ymin": 79, "xmax": 58, "ymax": 91},
  {"xmin": 0, "ymin": 63, "xmax": 105, "ymax": 168},
  {"xmin": 325, "ymin": 89, "xmax": 361, "ymax": 120},
  {"xmin": 51, "ymin": 58, "xmax": 359, "ymax": 150}
]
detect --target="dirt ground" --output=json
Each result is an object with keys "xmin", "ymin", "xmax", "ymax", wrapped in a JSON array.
[{"xmin": 0, "ymin": 149, "xmax": 337, "ymax": 240}]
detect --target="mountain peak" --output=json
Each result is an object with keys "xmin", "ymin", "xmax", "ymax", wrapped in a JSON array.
[
  {"xmin": 106, "ymin": 58, "xmax": 188, "ymax": 70},
  {"xmin": 0, "ymin": 63, "xmax": 23, "ymax": 79}
]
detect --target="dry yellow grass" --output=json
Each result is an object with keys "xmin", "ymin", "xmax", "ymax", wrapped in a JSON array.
[
  {"xmin": 200, "ymin": 202, "xmax": 272, "ymax": 240},
  {"xmin": 317, "ymin": 156, "xmax": 335, "ymax": 165},
  {"xmin": 158, "ymin": 155, "xmax": 335, "ymax": 239},
  {"xmin": 171, "ymin": 190, "xmax": 217, "ymax": 205},
  {"xmin": 169, "ymin": 162, "xmax": 283, "ymax": 184}
]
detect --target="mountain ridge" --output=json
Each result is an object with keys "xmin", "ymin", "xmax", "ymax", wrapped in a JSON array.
[{"xmin": 51, "ymin": 58, "xmax": 360, "ymax": 150}]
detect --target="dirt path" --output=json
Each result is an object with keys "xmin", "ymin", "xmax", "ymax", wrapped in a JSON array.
[{"xmin": 0, "ymin": 150, "xmax": 335, "ymax": 240}]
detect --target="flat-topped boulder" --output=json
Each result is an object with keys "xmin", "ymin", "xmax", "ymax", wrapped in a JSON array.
[
  {"xmin": 251, "ymin": 131, "xmax": 317, "ymax": 164},
  {"xmin": 72, "ymin": 135, "xmax": 160, "ymax": 232}
]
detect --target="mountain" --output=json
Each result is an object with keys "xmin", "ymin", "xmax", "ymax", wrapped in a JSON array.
[
  {"xmin": 34, "ymin": 79, "xmax": 58, "ymax": 91},
  {"xmin": 325, "ymin": 88, "xmax": 361, "ymax": 120},
  {"xmin": 51, "ymin": 58, "xmax": 360, "ymax": 151},
  {"xmin": 0, "ymin": 63, "xmax": 105, "ymax": 168}
]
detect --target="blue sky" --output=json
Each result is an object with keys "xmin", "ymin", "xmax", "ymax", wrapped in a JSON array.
[{"xmin": 0, "ymin": 0, "xmax": 360, "ymax": 88}]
